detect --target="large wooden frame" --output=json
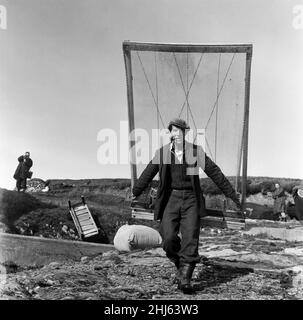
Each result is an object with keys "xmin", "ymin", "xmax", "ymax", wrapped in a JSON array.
[{"xmin": 123, "ymin": 41, "xmax": 252, "ymax": 224}]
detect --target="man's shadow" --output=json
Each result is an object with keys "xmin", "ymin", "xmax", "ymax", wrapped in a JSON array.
[{"xmin": 192, "ymin": 258, "xmax": 253, "ymax": 292}]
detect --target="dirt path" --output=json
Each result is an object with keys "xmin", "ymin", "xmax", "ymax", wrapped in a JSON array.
[{"xmin": 1, "ymin": 227, "xmax": 303, "ymax": 300}]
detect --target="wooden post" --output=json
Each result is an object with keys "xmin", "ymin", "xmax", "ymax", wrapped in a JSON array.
[
  {"xmin": 236, "ymin": 126, "xmax": 244, "ymax": 193},
  {"xmin": 123, "ymin": 45, "xmax": 137, "ymax": 190},
  {"xmin": 241, "ymin": 47, "xmax": 253, "ymax": 209}
]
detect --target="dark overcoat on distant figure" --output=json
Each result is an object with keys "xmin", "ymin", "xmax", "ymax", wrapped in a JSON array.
[
  {"xmin": 292, "ymin": 186, "xmax": 303, "ymax": 220},
  {"xmin": 14, "ymin": 155, "xmax": 33, "ymax": 180},
  {"xmin": 272, "ymin": 186, "xmax": 286, "ymax": 214}
]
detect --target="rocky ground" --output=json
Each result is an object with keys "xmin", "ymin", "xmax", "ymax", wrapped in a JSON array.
[
  {"xmin": 1, "ymin": 178, "xmax": 302, "ymax": 300},
  {"xmin": 1, "ymin": 227, "xmax": 303, "ymax": 300}
]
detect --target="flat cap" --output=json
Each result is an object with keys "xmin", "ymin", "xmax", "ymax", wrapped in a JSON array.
[{"xmin": 168, "ymin": 118, "xmax": 190, "ymax": 131}]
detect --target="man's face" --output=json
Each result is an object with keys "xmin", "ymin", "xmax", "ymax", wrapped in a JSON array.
[
  {"xmin": 170, "ymin": 125, "xmax": 184, "ymax": 144},
  {"xmin": 275, "ymin": 183, "xmax": 280, "ymax": 189},
  {"xmin": 25, "ymin": 152, "xmax": 30, "ymax": 158}
]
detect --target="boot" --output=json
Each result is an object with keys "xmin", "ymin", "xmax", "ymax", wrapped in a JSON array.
[
  {"xmin": 178, "ymin": 263, "xmax": 195, "ymax": 294},
  {"xmin": 174, "ymin": 264, "xmax": 183, "ymax": 285},
  {"xmin": 170, "ymin": 259, "xmax": 181, "ymax": 284}
]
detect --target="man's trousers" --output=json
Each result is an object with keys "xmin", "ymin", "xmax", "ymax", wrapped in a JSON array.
[
  {"xmin": 16, "ymin": 178, "xmax": 27, "ymax": 191},
  {"xmin": 159, "ymin": 189, "xmax": 201, "ymax": 265}
]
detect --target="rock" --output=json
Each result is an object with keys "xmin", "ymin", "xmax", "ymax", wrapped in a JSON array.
[
  {"xmin": 81, "ymin": 256, "xmax": 90, "ymax": 263},
  {"xmin": 102, "ymin": 260, "xmax": 114, "ymax": 268},
  {"xmin": 102, "ymin": 251, "xmax": 118, "ymax": 259},
  {"xmin": 48, "ymin": 262, "xmax": 60, "ymax": 268},
  {"xmin": 34, "ymin": 286, "xmax": 40, "ymax": 292},
  {"xmin": 77, "ymin": 292, "xmax": 97, "ymax": 300},
  {"xmin": 94, "ymin": 265, "xmax": 103, "ymax": 271},
  {"xmin": 41, "ymin": 186, "xmax": 49, "ymax": 192},
  {"xmin": 46, "ymin": 279, "xmax": 55, "ymax": 286},
  {"xmin": 62, "ymin": 225, "xmax": 68, "ymax": 233},
  {"xmin": 0, "ymin": 222, "xmax": 9, "ymax": 233},
  {"xmin": 60, "ymin": 296, "xmax": 75, "ymax": 300}
]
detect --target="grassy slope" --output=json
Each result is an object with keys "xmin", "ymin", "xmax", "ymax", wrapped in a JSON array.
[
  {"xmin": 0, "ymin": 179, "xmax": 158, "ymax": 242},
  {"xmin": 0, "ymin": 176, "xmax": 301, "ymax": 243}
]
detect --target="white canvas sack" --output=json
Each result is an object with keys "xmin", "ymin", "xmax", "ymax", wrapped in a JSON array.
[{"xmin": 114, "ymin": 224, "xmax": 162, "ymax": 252}]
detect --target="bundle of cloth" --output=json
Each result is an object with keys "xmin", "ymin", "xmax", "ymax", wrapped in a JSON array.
[{"xmin": 113, "ymin": 224, "xmax": 162, "ymax": 252}]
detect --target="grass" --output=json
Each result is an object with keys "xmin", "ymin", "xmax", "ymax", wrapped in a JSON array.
[
  {"xmin": 0, "ymin": 189, "xmax": 56, "ymax": 232},
  {"xmin": 0, "ymin": 176, "xmax": 301, "ymax": 243}
]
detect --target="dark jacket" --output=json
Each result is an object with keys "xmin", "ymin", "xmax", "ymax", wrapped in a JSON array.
[
  {"xmin": 132, "ymin": 143, "xmax": 239, "ymax": 221},
  {"xmin": 14, "ymin": 155, "xmax": 33, "ymax": 180},
  {"xmin": 292, "ymin": 186, "xmax": 303, "ymax": 220},
  {"xmin": 272, "ymin": 187, "xmax": 286, "ymax": 214}
]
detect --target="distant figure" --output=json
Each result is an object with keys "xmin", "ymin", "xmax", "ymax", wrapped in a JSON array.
[
  {"xmin": 13, "ymin": 152, "xmax": 33, "ymax": 192},
  {"xmin": 272, "ymin": 183, "xmax": 286, "ymax": 221},
  {"xmin": 292, "ymin": 185, "xmax": 303, "ymax": 221}
]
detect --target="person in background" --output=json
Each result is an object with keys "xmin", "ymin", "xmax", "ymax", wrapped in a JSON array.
[
  {"xmin": 132, "ymin": 118, "xmax": 240, "ymax": 294},
  {"xmin": 13, "ymin": 152, "xmax": 33, "ymax": 192},
  {"xmin": 272, "ymin": 183, "xmax": 287, "ymax": 221},
  {"xmin": 291, "ymin": 185, "xmax": 303, "ymax": 221}
]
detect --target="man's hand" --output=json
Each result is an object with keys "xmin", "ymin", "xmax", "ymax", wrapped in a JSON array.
[{"xmin": 233, "ymin": 192, "xmax": 241, "ymax": 209}]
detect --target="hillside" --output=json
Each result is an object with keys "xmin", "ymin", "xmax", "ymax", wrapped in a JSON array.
[
  {"xmin": 0, "ymin": 179, "xmax": 156, "ymax": 243},
  {"xmin": 0, "ymin": 177, "xmax": 301, "ymax": 243}
]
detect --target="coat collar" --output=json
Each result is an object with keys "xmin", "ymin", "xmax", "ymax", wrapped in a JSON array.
[{"xmin": 161, "ymin": 142, "xmax": 197, "ymax": 165}]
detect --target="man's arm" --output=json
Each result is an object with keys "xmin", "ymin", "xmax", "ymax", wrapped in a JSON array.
[
  {"xmin": 204, "ymin": 155, "xmax": 240, "ymax": 207},
  {"xmin": 132, "ymin": 160, "xmax": 159, "ymax": 197}
]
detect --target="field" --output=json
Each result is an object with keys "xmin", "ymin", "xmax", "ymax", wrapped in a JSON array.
[{"xmin": 0, "ymin": 177, "xmax": 301, "ymax": 243}]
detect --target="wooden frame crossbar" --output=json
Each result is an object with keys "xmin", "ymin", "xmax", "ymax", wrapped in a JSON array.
[{"xmin": 123, "ymin": 41, "xmax": 252, "ymax": 54}]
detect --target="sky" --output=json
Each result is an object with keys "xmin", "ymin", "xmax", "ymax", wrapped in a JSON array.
[{"xmin": 0, "ymin": 0, "xmax": 302, "ymax": 190}]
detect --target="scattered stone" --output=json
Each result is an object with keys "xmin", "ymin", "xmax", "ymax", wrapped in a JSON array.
[
  {"xmin": 2, "ymin": 227, "xmax": 303, "ymax": 300},
  {"xmin": 94, "ymin": 265, "xmax": 103, "ymax": 271},
  {"xmin": 48, "ymin": 262, "xmax": 60, "ymax": 268},
  {"xmin": 34, "ymin": 286, "xmax": 40, "ymax": 292},
  {"xmin": 102, "ymin": 251, "xmax": 119, "ymax": 258},
  {"xmin": 46, "ymin": 279, "xmax": 56, "ymax": 286},
  {"xmin": 0, "ymin": 222, "xmax": 9, "ymax": 233},
  {"xmin": 77, "ymin": 292, "xmax": 97, "ymax": 300},
  {"xmin": 62, "ymin": 225, "xmax": 68, "ymax": 233},
  {"xmin": 81, "ymin": 256, "xmax": 90, "ymax": 264},
  {"xmin": 60, "ymin": 296, "xmax": 75, "ymax": 300}
]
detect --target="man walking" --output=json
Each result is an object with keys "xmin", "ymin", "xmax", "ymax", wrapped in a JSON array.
[
  {"xmin": 14, "ymin": 152, "xmax": 33, "ymax": 192},
  {"xmin": 132, "ymin": 118, "xmax": 240, "ymax": 294}
]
